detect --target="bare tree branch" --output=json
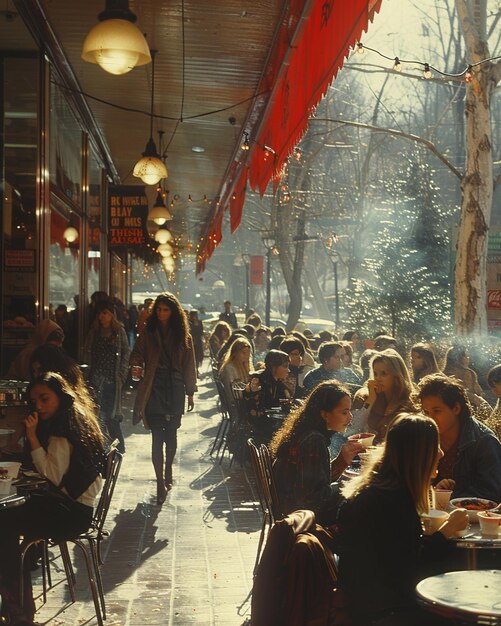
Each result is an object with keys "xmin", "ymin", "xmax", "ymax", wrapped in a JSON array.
[{"xmin": 311, "ymin": 118, "xmax": 462, "ymax": 179}]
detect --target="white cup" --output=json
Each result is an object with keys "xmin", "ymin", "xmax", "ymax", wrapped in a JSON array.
[
  {"xmin": 348, "ymin": 433, "xmax": 376, "ymax": 448},
  {"xmin": 421, "ymin": 509, "xmax": 449, "ymax": 535},
  {"xmin": 433, "ymin": 488, "xmax": 453, "ymax": 511},
  {"xmin": 0, "ymin": 477, "xmax": 13, "ymax": 496},
  {"xmin": 477, "ymin": 512, "xmax": 501, "ymax": 537}
]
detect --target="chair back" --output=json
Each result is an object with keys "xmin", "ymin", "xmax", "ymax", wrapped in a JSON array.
[
  {"xmin": 258, "ymin": 443, "xmax": 282, "ymax": 521},
  {"xmin": 247, "ymin": 438, "xmax": 268, "ymax": 519},
  {"xmin": 215, "ymin": 379, "xmax": 229, "ymax": 417},
  {"xmin": 92, "ymin": 447, "xmax": 123, "ymax": 533}
]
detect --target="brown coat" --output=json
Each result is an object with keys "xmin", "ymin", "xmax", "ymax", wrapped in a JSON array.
[{"xmin": 129, "ymin": 327, "xmax": 197, "ymax": 428}]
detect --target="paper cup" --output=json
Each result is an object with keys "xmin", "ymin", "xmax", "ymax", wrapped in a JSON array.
[
  {"xmin": 0, "ymin": 477, "xmax": 13, "ymax": 496},
  {"xmin": 0, "ymin": 461, "xmax": 22, "ymax": 479},
  {"xmin": 433, "ymin": 488, "xmax": 453, "ymax": 511},
  {"xmin": 478, "ymin": 512, "xmax": 501, "ymax": 537}
]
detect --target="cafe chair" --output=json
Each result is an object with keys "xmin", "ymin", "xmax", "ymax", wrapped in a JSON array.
[
  {"xmin": 210, "ymin": 379, "xmax": 231, "ymax": 459},
  {"xmin": 251, "ymin": 509, "xmax": 346, "ymax": 626},
  {"xmin": 247, "ymin": 439, "xmax": 282, "ymax": 575},
  {"xmin": 20, "ymin": 447, "xmax": 123, "ymax": 626}
]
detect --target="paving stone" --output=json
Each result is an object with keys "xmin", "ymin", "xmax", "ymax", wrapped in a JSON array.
[{"xmin": 34, "ymin": 366, "xmax": 258, "ymax": 625}]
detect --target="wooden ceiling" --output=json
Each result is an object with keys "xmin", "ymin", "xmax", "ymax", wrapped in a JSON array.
[{"xmin": 7, "ymin": 0, "xmax": 288, "ymax": 242}]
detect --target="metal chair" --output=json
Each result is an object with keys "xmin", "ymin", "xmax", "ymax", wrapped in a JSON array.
[
  {"xmin": 210, "ymin": 379, "xmax": 231, "ymax": 459},
  {"xmin": 246, "ymin": 439, "xmax": 282, "ymax": 575},
  {"xmin": 60, "ymin": 447, "xmax": 123, "ymax": 621},
  {"xmin": 20, "ymin": 447, "xmax": 123, "ymax": 626}
]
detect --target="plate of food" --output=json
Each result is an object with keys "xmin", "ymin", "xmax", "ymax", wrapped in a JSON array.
[{"xmin": 449, "ymin": 497, "xmax": 498, "ymax": 522}]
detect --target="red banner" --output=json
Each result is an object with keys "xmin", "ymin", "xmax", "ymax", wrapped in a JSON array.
[{"xmin": 250, "ymin": 255, "xmax": 264, "ymax": 285}]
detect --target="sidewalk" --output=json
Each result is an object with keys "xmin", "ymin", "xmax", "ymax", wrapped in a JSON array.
[{"xmin": 35, "ymin": 368, "xmax": 259, "ymax": 625}]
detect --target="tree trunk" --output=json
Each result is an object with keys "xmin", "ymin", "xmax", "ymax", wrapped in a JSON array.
[{"xmin": 454, "ymin": 0, "xmax": 497, "ymax": 335}]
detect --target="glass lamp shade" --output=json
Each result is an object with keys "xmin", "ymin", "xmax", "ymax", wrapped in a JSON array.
[
  {"xmin": 63, "ymin": 226, "xmax": 79, "ymax": 243},
  {"xmin": 155, "ymin": 228, "xmax": 173, "ymax": 244},
  {"xmin": 133, "ymin": 155, "xmax": 168, "ymax": 186},
  {"xmin": 148, "ymin": 205, "xmax": 172, "ymax": 226},
  {"xmin": 82, "ymin": 19, "xmax": 151, "ymax": 75},
  {"xmin": 157, "ymin": 243, "xmax": 173, "ymax": 257},
  {"xmin": 162, "ymin": 257, "xmax": 176, "ymax": 272}
]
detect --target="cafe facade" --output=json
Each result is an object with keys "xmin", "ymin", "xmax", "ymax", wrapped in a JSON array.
[{"xmin": 0, "ymin": 11, "xmax": 129, "ymax": 373}]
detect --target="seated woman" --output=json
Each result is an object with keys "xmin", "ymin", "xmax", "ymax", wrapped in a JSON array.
[
  {"xmin": 410, "ymin": 342, "xmax": 440, "ymax": 383},
  {"xmin": 270, "ymin": 381, "xmax": 364, "ymax": 525},
  {"xmin": 0, "ymin": 372, "xmax": 106, "ymax": 624},
  {"xmin": 208, "ymin": 320, "xmax": 231, "ymax": 361},
  {"xmin": 218, "ymin": 337, "xmax": 253, "ymax": 413},
  {"xmin": 243, "ymin": 350, "xmax": 291, "ymax": 444},
  {"xmin": 352, "ymin": 349, "xmax": 414, "ymax": 442},
  {"xmin": 338, "ymin": 414, "xmax": 468, "ymax": 626}
]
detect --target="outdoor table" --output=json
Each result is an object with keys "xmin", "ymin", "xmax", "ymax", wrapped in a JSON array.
[
  {"xmin": 0, "ymin": 493, "xmax": 26, "ymax": 509},
  {"xmin": 455, "ymin": 524, "xmax": 501, "ymax": 569},
  {"xmin": 416, "ymin": 570, "xmax": 501, "ymax": 624}
]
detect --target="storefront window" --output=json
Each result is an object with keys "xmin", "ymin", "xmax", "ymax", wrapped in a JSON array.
[
  {"xmin": 87, "ymin": 150, "xmax": 103, "ymax": 298},
  {"xmin": 111, "ymin": 253, "xmax": 126, "ymax": 303},
  {"xmin": 1, "ymin": 54, "xmax": 39, "ymax": 375},
  {"xmin": 49, "ymin": 77, "xmax": 82, "ymax": 205}
]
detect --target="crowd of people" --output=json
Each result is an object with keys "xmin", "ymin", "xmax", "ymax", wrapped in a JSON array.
[{"xmin": 2, "ymin": 294, "xmax": 501, "ymax": 625}]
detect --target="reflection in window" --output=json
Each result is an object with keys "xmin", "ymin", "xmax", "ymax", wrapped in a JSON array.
[{"xmin": 49, "ymin": 77, "xmax": 82, "ymax": 205}]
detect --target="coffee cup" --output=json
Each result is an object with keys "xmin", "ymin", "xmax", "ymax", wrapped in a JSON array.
[
  {"xmin": 131, "ymin": 366, "xmax": 143, "ymax": 382},
  {"xmin": 0, "ymin": 477, "xmax": 13, "ymax": 496},
  {"xmin": 348, "ymin": 433, "xmax": 375, "ymax": 448},
  {"xmin": 433, "ymin": 488, "xmax": 453, "ymax": 511},
  {"xmin": 421, "ymin": 509, "xmax": 449, "ymax": 535},
  {"xmin": 477, "ymin": 511, "xmax": 501, "ymax": 537}
]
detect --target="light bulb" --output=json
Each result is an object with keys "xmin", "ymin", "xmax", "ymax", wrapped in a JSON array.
[
  {"xmin": 393, "ymin": 57, "xmax": 401, "ymax": 72},
  {"xmin": 63, "ymin": 226, "xmax": 79, "ymax": 243},
  {"xmin": 155, "ymin": 229, "xmax": 173, "ymax": 244},
  {"xmin": 423, "ymin": 63, "xmax": 432, "ymax": 79}
]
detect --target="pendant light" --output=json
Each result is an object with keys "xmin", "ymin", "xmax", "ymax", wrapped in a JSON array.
[
  {"xmin": 82, "ymin": 0, "xmax": 151, "ymax": 75},
  {"xmin": 157, "ymin": 242, "xmax": 173, "ymax": 257},
  {"xmin": 155, "ymin": 228, "xmax": 173, "ymax": 244},
  {"xmin": 148, "ymin": 191, "xmax": 172, "ymax": 225},
  {"xmin": 63, "ymin": 215, "xmax": 79, "ymax": 243},
  {"xmin": 133, "ymin": 51, "xmax": 168, "ymax": 185}
]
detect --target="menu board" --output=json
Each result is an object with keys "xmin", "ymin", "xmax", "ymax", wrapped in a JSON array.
[{"xmin": 108, "ymin": 185, "xmax": 148, "ymax": 247}]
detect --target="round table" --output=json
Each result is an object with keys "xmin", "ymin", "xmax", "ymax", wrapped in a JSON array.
[
  {"xmin": 416, "ymin": 570, "xmax": 501, "ymax": 624},
  {"xmin": 455, "ymin": 524, "xmax": 501, "ymax": 569}
]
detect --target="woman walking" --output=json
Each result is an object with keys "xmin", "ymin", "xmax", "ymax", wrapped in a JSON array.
[
  {"xmin": 84, "ymin": 300, "xmax": 130, "ymax": 453},
  {"xmin": 130, "ymin": 294, "xmax": 197, "ymax": 505}
]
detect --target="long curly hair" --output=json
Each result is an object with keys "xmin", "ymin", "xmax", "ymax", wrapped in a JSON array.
[
  {"xmin": 27, "ymin": 372, "xmax": 105, "ymax": 459},
  {"xmin": 269, "ymin": 381, "xmax": 350, "ymax": 459},
  {"xmin": 146, "ymin": 293, "xmax": 191, "ymax": 349}
]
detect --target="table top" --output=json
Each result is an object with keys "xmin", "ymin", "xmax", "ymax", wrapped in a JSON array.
[
  {"xmin": 0, "ymin": 493, "xmax": 26, "ymax": 509},
  {"xmin": 416, "ymin": 570, "xmax": 501, "ymax": 623},
  {"xmin": 456, "ymin": 524, "xmax": 501, "ymax": 549}
]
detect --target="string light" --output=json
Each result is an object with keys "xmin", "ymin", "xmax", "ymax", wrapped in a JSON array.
[
  {"xmin": 353, "ymin": 42, "xmax": 501, "ymax": 81},
  {"xmin": 294, "ymin": 147, "xmax": 302, "ymax": 161},
  {"xmin": 241, "ymin": 131, "xmax": 250, "ymax": 151}
]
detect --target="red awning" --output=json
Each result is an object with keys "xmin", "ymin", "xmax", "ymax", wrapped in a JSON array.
[{"xmin": 197, "ymin": 0, "xmax": 382, "ymax": 273}]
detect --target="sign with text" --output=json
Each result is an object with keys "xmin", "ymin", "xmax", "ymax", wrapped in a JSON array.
[
  {"xmin": 4, "ymin": 249, "xmax": 35, "ymax": 272},
  {"xmin": 108, "ymin": 186, "xmax": 148, "ymax": 247}
]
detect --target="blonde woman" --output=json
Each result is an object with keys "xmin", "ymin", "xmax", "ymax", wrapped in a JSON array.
[
  {"xmin": 218, "ymin": 337, "xmax": 253, "ymax": 408},
  {"xmin": 352, "ymin": 348, "xmax": 414, "ymax": 442},
  {"xmin": 338, "ymin": 414, "xmax": 468, "ymax": 626}
]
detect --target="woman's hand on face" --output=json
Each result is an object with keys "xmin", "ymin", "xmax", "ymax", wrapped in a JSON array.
[
  {"xmin": 366, "ymin": 379, "xmax": 380, "ymax": 405},
  {"xmin": 435, "ymin": 478, "xmax": 455, "ymax": 491},
  {"xmin": 186, "ymin": 395, "xmax": 194, "ymax": 412},
  {"xmin": 339, "ymin": 440, "xmax": 365, "ymax": 465},
  {"xmin": 439, "ymin": 508, "xmax": 468, "ymax": 539},
  {"xmin": 24, "ymin": 412, "xmax": 39, "ymax": 437}
]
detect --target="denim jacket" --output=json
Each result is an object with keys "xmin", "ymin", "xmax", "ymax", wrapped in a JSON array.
[{"xmin": 450, "ymin": 415, "xmax": 501, "ymax": 502}]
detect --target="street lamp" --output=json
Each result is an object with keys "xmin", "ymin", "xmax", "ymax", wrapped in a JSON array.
[{"xmin": 262, "ymin": 236, "xmax": 277, "ymax": 327}]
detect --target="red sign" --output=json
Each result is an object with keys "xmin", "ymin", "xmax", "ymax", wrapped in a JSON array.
[
  {"xmin": 488, "ymin": 290, "xmax": 501, "ymax": 309},
  {"xmin": 109, "ymin": 185, "xmax": 148, "ymax": 247},
  {"xmin": 249, "ymin": 255, "xmax": 264, "ymax": 285}
]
